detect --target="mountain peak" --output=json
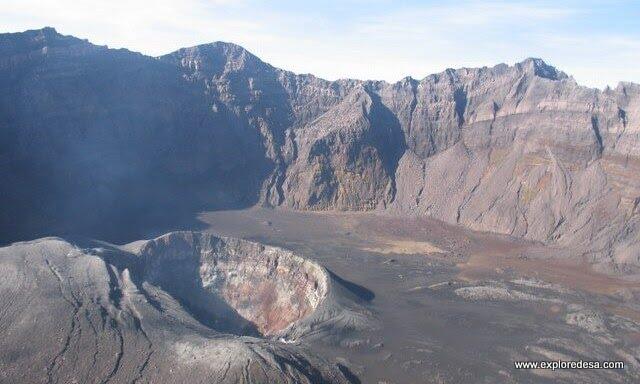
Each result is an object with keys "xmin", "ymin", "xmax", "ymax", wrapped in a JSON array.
[
  {"xmin": 2, "ymin": 26, "xmax": 63, "ymax": 42},
  {"xmin": 518, "ymin": 57, "xmax": 568, "ymax": 80},
  {"xmin": 0, "ymin": 27, "xmax": 89, "ymax": 56},
  {"xmin": 36, "ymin": 26, "xmax": 59, "ymax": 37},
  {"xmin": 161, "ymin": 40, "xmax": 269, "ymax": 77}
]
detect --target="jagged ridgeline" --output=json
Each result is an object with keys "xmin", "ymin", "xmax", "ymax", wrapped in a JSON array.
[{"xmin": 1, "ymin": 28, "xmax": 639, "ymax": 271}]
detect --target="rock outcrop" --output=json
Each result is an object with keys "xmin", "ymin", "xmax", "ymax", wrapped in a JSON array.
[
  {"xmin": 1, "ymin": 27, "xmax": 639, "ymax": 271},
  {"xmin": 0, "ymin": 232, "xmax": 364, "ymax": 383}
]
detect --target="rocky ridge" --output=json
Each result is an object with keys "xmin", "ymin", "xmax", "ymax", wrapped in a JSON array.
[{"xmin": 1, "ymin": 27, "xmax": 639, "ymax": 271}]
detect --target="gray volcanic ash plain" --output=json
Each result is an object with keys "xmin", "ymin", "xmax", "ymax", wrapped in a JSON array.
[{"xmin": 201, "ymin": 209, "xmax": 640, "ymax": 384}]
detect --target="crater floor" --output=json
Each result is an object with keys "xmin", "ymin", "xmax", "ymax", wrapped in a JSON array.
[
  {"xmin": 2, "ymin": 208, "xmax": 640, "ymax": 383},
  {"xmin": 200, "ymin": 208, "xmax": 640, "ymax": 384}
]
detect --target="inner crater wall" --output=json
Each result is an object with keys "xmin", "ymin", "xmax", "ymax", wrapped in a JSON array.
[{"xmin": 138, "ymin": 232, "xmax": 329, "ymax": 336}]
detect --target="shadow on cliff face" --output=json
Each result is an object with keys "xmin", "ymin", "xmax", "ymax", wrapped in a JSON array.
[
  {"xmin": 365, "ymin": 89, "xmax": 407, "ymax": 201},
  {"xmin": 0, "ymin": 35, "xmax": 273, "ymax": 246},
  {"xmin": 0, "ymin": 176, "xmax": 256, "ymax": 246},
  {"xmin": 0, "ymin": 143, "xmax": 264, "ymax": 245}
]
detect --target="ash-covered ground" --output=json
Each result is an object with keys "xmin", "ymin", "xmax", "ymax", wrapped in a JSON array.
[
  {"xmin": 200, "ymin": 208, "xmax": 640, "ymax": 384},
  {"xmin": 1, "ymin": 207, "xmax": 640, "ymax": 383}
]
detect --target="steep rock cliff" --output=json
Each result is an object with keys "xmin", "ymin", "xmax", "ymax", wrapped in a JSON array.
[{"xmin": 2, "ymin": 28, "xmax": 639, "ymax": 271}]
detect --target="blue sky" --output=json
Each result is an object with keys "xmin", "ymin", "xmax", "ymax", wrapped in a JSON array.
[{"xmin": 3, "ymin": 0, "xmax": 639, "ymax": 88}]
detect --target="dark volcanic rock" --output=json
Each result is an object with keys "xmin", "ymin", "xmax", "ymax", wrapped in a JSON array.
[
  {"xmin": 1, "ymin": 27, "xmax": 639, "ymax": 271},
  {"xmin": 0, "ymin": 28, "xmax": 269, "ymax": 243}
]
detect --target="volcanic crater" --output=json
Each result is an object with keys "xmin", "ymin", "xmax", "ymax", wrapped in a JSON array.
[{"xmin": 137, "ymin": 232, "xmax": 329, "ymax": 337}]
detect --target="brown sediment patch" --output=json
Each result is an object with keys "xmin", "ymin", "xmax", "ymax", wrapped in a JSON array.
[
  {"xmin": 457, "ymin": 251, "xmax": 640, "ymax": 296},
  {"xmin": 360, "ymin": 239, "xmax": 444, "ymax": 255}
]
